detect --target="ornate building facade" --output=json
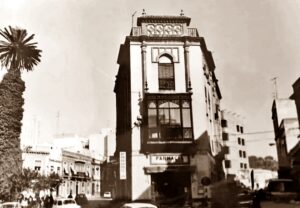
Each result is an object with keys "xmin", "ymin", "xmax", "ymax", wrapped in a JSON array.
[{"xmin": 114, "ymin": 13, "xmax": 223, "ymax": 203}]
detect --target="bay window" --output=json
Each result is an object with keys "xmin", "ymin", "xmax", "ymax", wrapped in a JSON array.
[{"xmin": 146, "ymin": 94, "xmax": 193, "ymax": 141}]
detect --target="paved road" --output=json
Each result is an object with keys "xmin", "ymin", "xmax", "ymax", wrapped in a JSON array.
[
  {"xmin": 261, "ymin": 201, "xmax": 300, "ymax": 208},
  {"xmin": 83, "ymin": 199, "xmax": 114, "ymax": 208}
]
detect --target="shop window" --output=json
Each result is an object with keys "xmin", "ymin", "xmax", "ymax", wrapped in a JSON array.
[
  {"xmin": 146, "ymin": 94, "xmax": 193, "ymax": 141},
  {"xmin": 158, "ymin": 55, "xmax": 174, "ymax": 90},
  {"xmin": 225, "ymin": 160, "xmax": 231, "ymax": 168},
  {"xmin": 222, "ymin": 132, "xmax": 228, "ymax": 141}
]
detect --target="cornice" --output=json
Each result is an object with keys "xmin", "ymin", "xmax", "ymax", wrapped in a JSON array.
[{"xmin": 125, "ymin": 35, "xmax": 202, "ymax": 44}]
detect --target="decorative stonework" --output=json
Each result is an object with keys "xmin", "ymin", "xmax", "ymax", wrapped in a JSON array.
[
  {"xmin": 146, "ymin": 24, "xmax": 183, "ymax": 36},
  {"xmin": 151, "ymin": 47, "xmax": 179, "ymax": 63}
]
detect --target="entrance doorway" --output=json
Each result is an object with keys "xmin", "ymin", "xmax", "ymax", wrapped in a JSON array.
[{"xmin": 151, "ymin": 171, "xmax": 191, "ymax": 203}]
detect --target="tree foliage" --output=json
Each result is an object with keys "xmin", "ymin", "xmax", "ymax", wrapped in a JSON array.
[
  {"xmin": 0, "ymin": 26, "xmax": 41, "ymax": 199},
  {"xmin": 248, "ymin": 155, "xmax": 278, "ymax": 171},
  {"xmin": 3, "ymin": 169, "xmax": 61, "ymax": 201}
]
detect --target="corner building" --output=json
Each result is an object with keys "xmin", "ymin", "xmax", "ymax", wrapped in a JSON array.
[{"xmin": 114, "ymin": 14, "xmax": 223, "ymax": 202}]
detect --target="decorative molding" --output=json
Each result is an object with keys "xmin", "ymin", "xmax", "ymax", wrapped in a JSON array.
[
  {"xmin": 146, "ymin": 24, "xmax": 183, "ymax": 37},
  {"xmin": 151, "ymin": 47, "xmax": 179, "ymax": 63}
]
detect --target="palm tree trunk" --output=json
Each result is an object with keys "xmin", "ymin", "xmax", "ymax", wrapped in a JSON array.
[{"xmin": 0, "ymin": 69, "xmax": 25, "ymax": 199}]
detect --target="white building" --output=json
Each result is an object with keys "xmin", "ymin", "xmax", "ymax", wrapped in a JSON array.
[
  {"xmin": 272, "ymin": 98, "xmax": 299, "ymax": 178},
  {"xmin": 113, "ymin": 13, "xmax": 223, "ymax": 203},
  {"xmin": 221, "ymin": 110, "xmax": 250, "ymax": 182},
  {"xmin": 251, "ymin": 168, "xmax": 278, "ymax": 189}
]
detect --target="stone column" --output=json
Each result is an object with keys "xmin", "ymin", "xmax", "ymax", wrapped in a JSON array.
[
  {"xmin": 184, "ymin": 44, "xmax": 192, "ymax": 91},
  {"xmin": 141, "ymin": 42, "xmax": 148, "ymax": 92}
]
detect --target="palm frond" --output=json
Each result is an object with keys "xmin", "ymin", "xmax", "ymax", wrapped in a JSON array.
[{"xmin": 0, "ymin": 26, "xmax": 42, "ymax": 72}]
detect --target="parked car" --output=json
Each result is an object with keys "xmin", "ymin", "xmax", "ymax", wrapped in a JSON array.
[
  {"xmin": 74, "ymin": 194, "xmax": 88, "ymax": 206},
  {"xmin": 265, "ymin": 179, "xmax": 299, "ymax": 202},
  {"xmin": 120, "ymin": 202, "xmax": 158, "ymax": 208},
  {"xmin": 53, "ymin": 198, "xmax": 81, "ymax": 208},
  {"xmin": 1, "ymin": 202, "xmax": 21, "ymax": 208},
  {"xmin": 103, "ymin": 192, "xmax": 111, "ymax": 198}
]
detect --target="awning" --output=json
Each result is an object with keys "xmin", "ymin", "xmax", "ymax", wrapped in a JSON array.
[{"xmin": 144, "ymin": 165, "xmax": 195, "ymax": 174}]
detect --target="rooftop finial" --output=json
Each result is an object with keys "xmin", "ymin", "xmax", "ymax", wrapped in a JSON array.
[
  {"xmin": 180, "ymin": 9, "xmax": 184, "ymax": 16},
  {"xmin": 142, "ymin": 9, "xmax": 146, "ymax": 16}
]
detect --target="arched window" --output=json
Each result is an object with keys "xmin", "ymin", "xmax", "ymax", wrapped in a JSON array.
[{"xmin": 158, "ymin": 55, "xmax": 175, "ymax": 90}]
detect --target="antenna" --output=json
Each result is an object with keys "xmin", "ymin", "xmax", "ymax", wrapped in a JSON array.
[
  {"xmin": 56, "ymin": 111, "xmax": 60, "ymax": 135},
  {"xmin": 271, "ymin": 77, "xmax": 278, "ymax": 99},
  {"xmin": 131, "ymin": 11, "xmax": 137, "ymax": 28}
]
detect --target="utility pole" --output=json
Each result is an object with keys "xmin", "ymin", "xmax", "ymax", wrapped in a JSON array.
[{"xmin": 271, "ymin": 77, "xmax": 278, "ymax": 99}]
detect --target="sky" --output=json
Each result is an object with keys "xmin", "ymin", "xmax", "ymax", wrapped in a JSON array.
[{"xmin": 1, "ymin": 0, "xmax": 300, "ymax": 158}]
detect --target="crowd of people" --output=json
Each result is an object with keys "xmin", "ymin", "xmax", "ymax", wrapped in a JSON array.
[{"xmin": 18, "ymin": 193, "xmax": 54, "ymax": 208}]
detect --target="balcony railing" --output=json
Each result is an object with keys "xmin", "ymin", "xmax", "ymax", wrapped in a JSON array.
[{"xmin": 131, "ymin": 27, "xmax": 199, "ymax": 37}]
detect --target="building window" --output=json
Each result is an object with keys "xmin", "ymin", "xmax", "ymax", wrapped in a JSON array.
[
  {"xmin": 221, "ymin": 119, "xmax": 227, "ymax": 127},
  {"xmin": 244, "ymin": 164, "xmax": 247, "ymax": 169},
  {"xmin": 240, "ymin": 126, "xmax": 244, "ymax": 133},
  {"xmin": 240, "ymin": 163, "xmax": 243, "ymax": 168},
  {"xmin": 57, "ymin": 167, "xmax": 60, "ymax": 172},
  {"xmin": 158, "ymin": 55, "xmax": 175, "ymax": 90},
  {"xmin": 215, "ymin": 104, "xmax": 219, "ymax": 120},
  {"xmin": 241, "ymin": 139, "xmax": 245, "ymax": 146},
  {"xmin": 225, "ymin": 160, "xmax": 231, "ymax": 168},
  {"xmin": 243, "ymin": 151, "xmax": 246, "ymax": 158},
  {"xmin": 34, "ymin": 166, "xmax": 41, "ymax": 171},
  {"xmin": 146, "ymin": 94, "xmax": 193, "ymax": 141},
  {"xmin": 224, "ymin": 146, "xmax": 229, "ymax": 154},
  {"xmin": 238, "ymin": 137, "xmax": 241, "ymax": 145},
  {"xmin": 50, "ymin": 166, "xmax": 54, "ymax": 172},
  {"xmin": 236, "ymin": 125, "xmax": 240, "ymax": 132},
  {"xmin": 222, "ymin": 132, "xmax": 228, "ymax": 141},
  {"xmin": 239, "ymin": 150, "xmax": 242, "ymax": 157}
]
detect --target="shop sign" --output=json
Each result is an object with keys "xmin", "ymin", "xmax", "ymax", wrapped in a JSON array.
[
  {"xmin": 150, "ymin": 154, "xmax": 189, "ymax": 165},
  {"xmin": 119, "ymin": 152, "xmax": 126, "ymax": 180}
]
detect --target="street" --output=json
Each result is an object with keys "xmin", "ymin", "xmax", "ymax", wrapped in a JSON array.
[{"xmin": 261, "ymin": 201, "xmax": 300, "ymax": 208}]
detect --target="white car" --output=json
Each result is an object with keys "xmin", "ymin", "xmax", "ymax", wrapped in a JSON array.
[
  {"xmin": 103, "ymin": 192, "xmax": 111, "ymax": 198},
  {"xmin": 53, "ymin": 198, "xmax": 81, "ymax": 208},
  {"xmin": 120, "ymin": 202, "xmax": 158, "ymax": 208},
  {"xmin": 1, "ymin": 202, "xmax": 22, "ymax": 208}
]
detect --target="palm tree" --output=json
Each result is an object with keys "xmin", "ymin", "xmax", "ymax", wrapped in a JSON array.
[{"xmin": 0, "ymin": 26, "xmax": 41, "ymax": 199}]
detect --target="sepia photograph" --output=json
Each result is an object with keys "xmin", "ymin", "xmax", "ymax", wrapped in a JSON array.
[{"xmin": 0, "ymin": 0, "xmax": 300, "ymax": 207}]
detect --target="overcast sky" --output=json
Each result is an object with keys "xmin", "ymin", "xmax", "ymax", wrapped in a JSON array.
[{"xmin": 1, "ymin": 0, "xmax": 300, "ymax": 158}]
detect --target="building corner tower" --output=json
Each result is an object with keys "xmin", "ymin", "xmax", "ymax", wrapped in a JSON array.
[{"xmin": 114, "ymin": 13, "xmax": 223, "ymax": 202}]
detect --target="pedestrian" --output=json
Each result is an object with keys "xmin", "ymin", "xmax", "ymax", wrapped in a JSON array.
[
  {"xmin": 40, "ymin": 197, "xmax": 45, "ymax": 208},
  {"xmin": 68, "ymin": 190, "xmax": 73, "ymax": 199},
  {"xmin": 48, "ymin": 193, "xmax": 54, "ymax": 208},
  {"xmin": 28, "ymin": 196, "xmax": 33, "ymax": 208},
  {"xmin": 44, "ymin": 195, "xmax": 49, "ymax": 208},
  {"xmin": 21, "ymin": 197, "xmax": 28, "ymax": 208}
]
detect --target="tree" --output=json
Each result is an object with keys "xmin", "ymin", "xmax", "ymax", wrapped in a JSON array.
[
  {"xmin": 248, "ymin": 155, "xmax": 278, "ymax": 171},
  {"xmin": 0, "ymin": 26, "xmax": 42, "ymax": 198}
]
